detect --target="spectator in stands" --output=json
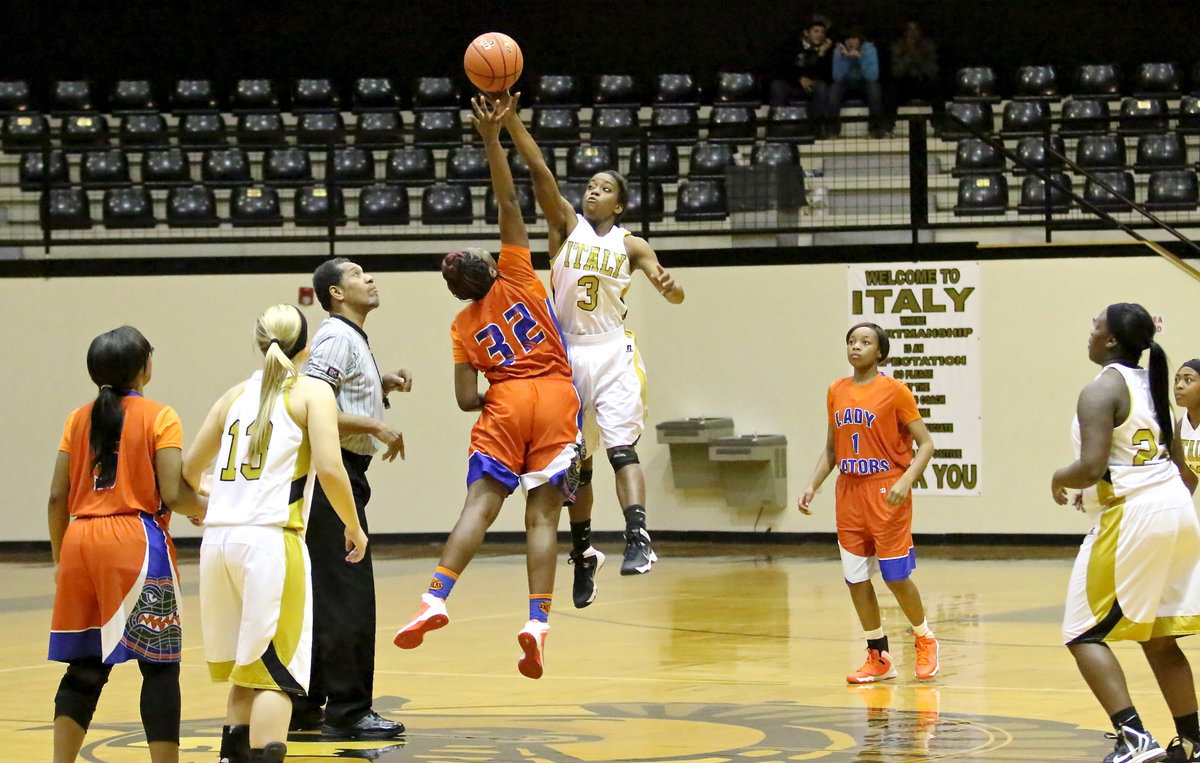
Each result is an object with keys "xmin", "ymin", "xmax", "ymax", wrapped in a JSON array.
[
  {"xmin": 770, "ymin": 17, "xmax": 834, "ymax": 136},
  {"xmin": 888, "ymin": 20, "xmax": 942, "ymax": 129},
  {"xmin": 828, "ymin": 26, "xmax": 887, "ymax": 138}
]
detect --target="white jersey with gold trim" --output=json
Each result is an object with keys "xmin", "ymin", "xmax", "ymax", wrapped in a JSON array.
[
  {"xmin": 204, "ymin": 371, "xmax": 311, "ymax": 530},
  {"xmin": 1072, "ymin": 363, "xmax": 1181, "ymax": 513},
  {"xmin": 551, "ymin": 214, "xmax": 633, "ymax": 336},
  {"xmin": 1181, "ymin": 413, "xmax": 1200, "ymax": 477}
]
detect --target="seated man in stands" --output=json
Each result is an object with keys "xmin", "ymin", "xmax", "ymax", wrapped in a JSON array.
[
  {"xmin": 828, "ymin": 26, "xmax": 887, "ymax": 139},
  {"xmin": 770, "ymin": 17, "xmax": 834, "ymax": 137},
  {"xmin": 888, "ymin": 20, "xmax": 942, "ymax": 130}
]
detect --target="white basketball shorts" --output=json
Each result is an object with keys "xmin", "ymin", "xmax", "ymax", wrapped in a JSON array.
[{"xmin": 565, "ymin": 327, "xmax": 647, "ymax": 451}]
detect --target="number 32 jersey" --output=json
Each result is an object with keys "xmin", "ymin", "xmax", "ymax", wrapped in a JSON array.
[
  {"xmin": 551, "ymin": 214, "xmax": 633, "ymax": 336},
  {"xmin": 451, "ymin": 243, "xmax": 571, "ymax": 384}
]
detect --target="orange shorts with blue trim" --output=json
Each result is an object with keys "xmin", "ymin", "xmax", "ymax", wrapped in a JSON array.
[
  {"xmin": 468, "ymin": 377, "xmax": 580, "ymax": 494},
  {"xmin": 835, "ymin": 471, "xmax": 916, "ymax": 583}
]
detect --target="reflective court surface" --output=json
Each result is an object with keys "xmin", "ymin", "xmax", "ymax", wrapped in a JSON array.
[{"xmin": 0, "ymin": 542, "xmax": 1189, "ymax": 762}]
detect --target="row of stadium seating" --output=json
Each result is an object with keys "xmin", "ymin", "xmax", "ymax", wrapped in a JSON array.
[
  {"xmin": 941, "ymin": 98, "xmax": 1200, "ymax": 139},
  {"xmin": 951, "ymin": 170, "xmax": 1199, "ymax": 215},
  {"xmin": 947, "ymin": 134, "xmax": 1200, "ymax": 175}
]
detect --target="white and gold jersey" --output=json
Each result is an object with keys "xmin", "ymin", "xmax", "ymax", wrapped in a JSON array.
[
  {"xmin": 1181, "ymin": 413, "xmax": 1200, "ymax": 477},
  {"xmin": 551, "ymin": 214, "xmax": 633, "ymax": 336},
  {"xmin": 204, "ymin": 371, "xmax": 311, "ymax": 530},
  {"xmin": 1073, "ymin": 363, "xmax": 1180, "ymax": 512}
]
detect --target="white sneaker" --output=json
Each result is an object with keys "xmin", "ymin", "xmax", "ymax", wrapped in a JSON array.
[
  {"xmin": 517, "ymin": 620, "xmax": 550, "ymax": 679},
  {"xmin": 1104, "ymin": 725, "xmax": 1168, "ymax": 763},
  {"xmin": 393, "ymin": 593, "xmax": 449, "ymax": 649}
]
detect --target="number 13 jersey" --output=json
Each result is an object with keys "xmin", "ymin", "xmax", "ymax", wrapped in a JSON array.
[{"xmin": 551, "ymin": 214, "xmax": 633, "ymax": 336}]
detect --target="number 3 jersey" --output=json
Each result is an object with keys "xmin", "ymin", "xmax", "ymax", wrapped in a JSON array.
[
  {"xmin": 551, "ymin": 214, "xmax": 633, "ymax": 337},
  {"xmin": 828, "ymin": 374, "xmax": 922, "ymax": 478},
  {"xmin": 1073, "ymin": 363, "xmax": 1183, "ymax": 512},
  {"xmin": 451, "ymin": 243, "xmax": 571, "ymax": 383},
  {"xmin": 204, "ymin": 371, "xmax": 311, "ymax": 530}
]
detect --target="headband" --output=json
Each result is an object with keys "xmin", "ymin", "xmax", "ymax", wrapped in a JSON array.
[
  {"xmin": 1183, "ymin": 359, "xmax": 1200, "ymax": 376},
  {"xmin": 266, "ymin": 307, "xmax": 308, "ymax": 360}
]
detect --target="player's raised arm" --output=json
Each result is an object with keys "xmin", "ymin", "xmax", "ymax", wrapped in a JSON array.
[
  {"xmin": 627, "ymin": 236, "xmax": 685, "ymax": 304},
  {"xmin": 498, "ymin": 91, "xmax": 576, "ymax": 246},
  {"xmin": 472, "ymin": 94, "xmax": 527, "ymax": 250}
]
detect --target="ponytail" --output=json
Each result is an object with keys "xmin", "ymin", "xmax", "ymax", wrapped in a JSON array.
[
  {"xmin": 85, "ymin": 326, "xmax": 153, "ymax": 487},
  {"xmin": 1106, "ymin": 302, "xmax": 1173, "ymax": 451},
  {"xmin": 247, "ymin": 305, "xmax": 307, "ymax": 466},
  {"xmin": 89, "ymin": 385, "xmax": 125, "ymax": 486},
  {"xmin": 1147, "ymin": 340, "xmax": 1174, "ymax": 452}
]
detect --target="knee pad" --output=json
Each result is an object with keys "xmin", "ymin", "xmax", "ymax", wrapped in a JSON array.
[
  {"xmin": 138, "ymin": 661, "xmax": 181, "ymax": 743},
  {"xmin": 607, "ymin": 446, "xmax": 639, "ymax": 473},
  {"xmin": 577, "ymin": 468, "xmax": 594, "ymax": 488},
  {"xmin": 55, "ymin": 660, "xmax": 112, "ymax": 730}
]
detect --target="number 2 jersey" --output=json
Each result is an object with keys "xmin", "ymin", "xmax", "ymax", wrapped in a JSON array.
[
  {"xmin": 828, "ymin": 374, "xmax": 921, "ymax": 478},
  {"xmin": 550, "ymin": 214, "xmax": 633, "ymax": 337},
  {"xmin": 451, "ymin": 243, "xmax": 571, "ymax": 383},
  {"xmin": 204, "ymin": 370, "xmax": 311, "ymax": 530}
]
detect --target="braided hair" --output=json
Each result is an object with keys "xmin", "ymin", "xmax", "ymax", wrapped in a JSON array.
[{"xmin": 442, "ymin": 248, "xmax": 496, "ymax": 301}]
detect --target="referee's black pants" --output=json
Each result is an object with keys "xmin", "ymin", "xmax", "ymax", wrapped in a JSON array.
[{"xmin": 296, "ymin": 449, "xmax": 377, "ymax": 726}]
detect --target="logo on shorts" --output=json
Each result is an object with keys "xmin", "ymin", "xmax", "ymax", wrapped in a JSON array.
[
  {"xmin": 626, "ymin": 344, "xmax": 633, "ymax": 352},
  {"xmin": 429, "ymin": 579, "xmax": 443, "ymax": 591}
]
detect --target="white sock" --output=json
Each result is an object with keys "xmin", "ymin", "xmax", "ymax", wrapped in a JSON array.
[
  {"xmin": 911, "ymin": 620, "xmax": 933, "ymax": 638},
  {"xmin": 864, "ymin": 626, "xmax": 885, "ymax": 640}
]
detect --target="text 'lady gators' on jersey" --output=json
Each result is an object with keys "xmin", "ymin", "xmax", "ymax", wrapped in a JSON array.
[{"xmin": 829, "ymin": 375, "xmax": 922, "ymax": 476}]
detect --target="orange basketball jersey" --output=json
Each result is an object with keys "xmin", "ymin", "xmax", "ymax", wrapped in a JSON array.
[
  {"xmin": 827, "ymin": 374, "xmax": 921, "ymax": 477},
  {"xmin": 451, "ymin": 243, "xmax": 571, "ymax": 384}
]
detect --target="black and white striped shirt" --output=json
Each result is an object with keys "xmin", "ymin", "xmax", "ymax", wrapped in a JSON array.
[{"xmin": 305, "ymin": 315, "xmax": 384, "ymax": 456}]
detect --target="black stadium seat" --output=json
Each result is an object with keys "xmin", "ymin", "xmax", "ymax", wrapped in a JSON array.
[
  {"xmin": 421, "ymin": 183, "xmax": 473, "ymax": 224},
  {"xmin": 654, "ymin": 74, "xmax": 698, "ymax": 105},
  {"xmin": 1013, "ymin": 135, "xmax": 1066, "ymax": 175},
  {"xmin": 202, "ymin": 148, "xmax": 252, "ymax": 187},
  {"xmin": 1017, "ymin": 173, "xmax": 1073, "ymax": 214},
  {"xmin": 1132, "ymin": 63, "xmax": 1182, "ymax": 98},
  {"xmin": 627, "ymin": 144, "xmax": 679, "ymax": 181},
  {"xmin": 297, "ymin": 112, "xmax": 345, "ymax": 145},
  {"xmin": 353, "ymin": 78, "xmax": 399, "ymax": 112},
  {"xmin": 386, "ymin": 147, "xmax": 436, "ymax": 186},
  {"xmin": 180, "ymin": 113, "xmax": 227, "ymax": 147},
  {"xmin": 263, "ymin": 148, "xmax": 313, "ymax": 186},
  {"xmin": 485, "ymin": 184, "xmax": 537, "ymax": 224},
  {"xmin": 593, "ymin": 75, "xmax": 638, "ymax": 106},
  {"xmin": 532, "ymin": 75, "xmax": 582, "ymax": 107},
  {"xmin": 119, "ymin": 114, "xmax": 169, "ymax": 147},
  {"xmin": 231, "ymin": 79, "xmax": 280, "ymax": 114},
  {"xmin": 326, "ymin": 147, "xmax": 375, "ymax": 187},
  {"xmin": 2, "ymin": 114, "xmax": 49, "ymax": 151},
  {"xmin": 532, "ymin": 107, "xmax": 581, "ymax": 146},
  {"xmin": 1075, "ymin": 134, "xmax": 1126, "ymax": 171},
  {"xmin": 51, "ymin": 80, "xmax": 94, "ymax": 114},
  {"xmin": 940, "ymin": 102, "xmax": 993, "ymax": 139},
  {"xmin": 751, "ymin": 141, "xmax": 799, "ymax": 167},
  {"xmin": 61, "ymin": 114, "xmax": 110, "ymax": 148},
  {"xmin": 765, "ymin": 104, "xmax": 815, "ymax": 143},
  {"xmin": 0, "ymin": 80, "xmax": 33, "ymax": 114},
  {"xmin": 19, "ymin": 150, "xmax": 68, "ymax": 190},
  {"xmin": 1059, "ymin": 99, "xmax": 1110, "ymax": 136},
  {"xmin": 507, "ymin": 145, "xmax": 556, "ymax": 178},
  {"xmin": 1146, "ymin": 170, "xmax": 1199, "ymax": 211},
  {"xmin": 166, "ymin": 186, "xmax": 219, "ymax": 227},
  {"xmin": 110, "ymin": 80, "xmax": 157, "ymax": 115},
  {"xmin": 236, "ymin": 113, "xmax": 287, "ymax": 147},
  {"xmin": 567, "ymin": 144, "xmax": 617, "ymax": 180},
  {"xmin": 1073, "ymin": 64, "xmax": 1121, "ymax": 100},
  {"xmin": 355, "ymin": 111, "xmax": 403, "ymax": 144},
  {"xmin": 714, "ymin": 72, "xmax": 761, "ymax": 106},
  {"xmin": 412, "ymin": 76, "xmax": 459, "ymax": 110},
  {"xmin": 1083, "ymin": 171, "xmax": 1136, "ymax": 211},
  {"xmin": 674, "ymin": 179, "xmax": 727, "ymax": 221},
  {"xmin": 294, "ymin": 185, "xmax": 346, "ymax": 226},
  {"xmin": 42, "ymin": 187, "xmax": 92, "ymax": 229},
  {"xmin": 622, "ymin": 180, "xmax": 664, "ymax": 223},
  {"xmin": 358, "ymin": 183, "xmax": 410, "ymax": 225},
  {"xmin": 954, "ymin": 67, "xmax": 999, "ymax": 103},
  {"xmin": 591, "ymin": 107, "xmax": 639, "ymax": 141},
  {"xmin": 413, "ymin": 110, "xmax": 460, "ymax": 147},
  {"xmin": 952, "ymin": 174, "xmax": 1008, "ymax": 215},
  {"xmin": 707, "ymin": 105, "xmax": 756, "ymax": 143},
  {"xmin": 171, "ymin": 79, "xmax": 220, "ymax": 113},
  {"xmin": 292, "ymin": 79, "xmax": 340, "ymax": 113},
  {"xmin": 446, "ymin": 145, "xmax": 490, "ymax": 185},
  {"xmin": 688, "ymin": 143, "xmax": 735, "ymax": 178},
  {"xmin": 1134, "ymin": 134, "xmax": 1187, "ymax": 172},
  {"xmin": 1117, "ymin": 98, "xmax": 1168, "ymax": 135},
  {"xmin": 1000, "ymin": 101, "xmax": 1049, "ymax": 138},
  {"xmin": 142, "ymin": 149, "xmax": 192, "ymax": 188},
  {"xmin": 103, "ymin": 186, "xmax": 155, "ymax": 228},
  {"xmin": 952, "ymin": 138, "xmax": 1005, "ymax": 176},
  {"xmin": 649, "ymin": 106, "xmax": 699, "ymax": 143},
  {"xmin": 81, "ymin": 149, "xmax": 132, "ymax": 189},
  {"xmin": 230, "ymin": 186, "xmax": 283, "ymax": 226},
  {"xmin": 1013, "ymin": 66, "xmax": 1059, "ymax": 101}
]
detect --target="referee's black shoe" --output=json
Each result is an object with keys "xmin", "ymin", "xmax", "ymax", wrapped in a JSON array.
[{"xmin": 321, "ymin": 710, "xmax": 405, "ymax": 739}]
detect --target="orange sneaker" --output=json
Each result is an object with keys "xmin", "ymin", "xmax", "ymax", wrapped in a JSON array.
[
  {"xmin": 914, "ymin": 634, "xmax": 940, "ymax": 679},
  {"xmin": 393, "ymin": 593, "xmax": 449, "ymax": 649},
  {"xmin": 846, "ymin": 648, "xmax": 897, "ymax": 684}
]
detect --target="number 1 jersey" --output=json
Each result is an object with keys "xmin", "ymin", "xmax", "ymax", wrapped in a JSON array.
[{"xmin": 828, "ymin": 374, "xmax": 921, "ymax": 478}]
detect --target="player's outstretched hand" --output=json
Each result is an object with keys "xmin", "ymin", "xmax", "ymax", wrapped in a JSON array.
[
  {"xmin": 797, "ymin": 486, "xmax": 815, "ymax": 515},
  {"xmin": 469, "ymin": 94, "xmax": 511, "ymax": 141},
  {"xmin": 344, "ymin": 525, "xmax": 368, "ymax": 563},
  {"xmin": 492, "ymin": 89, "xmax": 520, "ymax": 119}
]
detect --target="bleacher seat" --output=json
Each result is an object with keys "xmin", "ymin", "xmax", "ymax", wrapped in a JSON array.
[
  {"xmin": 202, "ymin": 148, "xmax": 252, "ymax": 187},
  {"xmin": 19, "ymin": 150, "xmax": 68, "ymax": 190},
  {"xmin": 1134, "ymin": 134, "xmax": 1187, "ymax": 172},
  {"xmin": 591, "ymin": 107, "xmax": 639, "ymax": 141},
  {"xmin": 1145, "ymin": 170, "xmax": 1199, "ymax": 211},
  {"xmin": 263, "ymin": 148, "xmax": 313, "ymax": 186},
  {"xmin": 297, "ymin": 112, "xmax": 345, "ymax": 145},
  {"xmin": 707, "ymin": 105, "xmax": 756, "ymax": 142},
  {"xmin": 714, "ymin": 72, "xmax": 761, "ymax": 106},
  {"xmin": 81, "ymin": 149, "xmax": 132, "ymax": 188},
  {"xmin": 141, "ymin": 149, "xmax": 192, "ymax": 187},
  {"xmin": 1073, "ymin": 65, "xmax": 1121, "ymax": 100},
  {"xmin": 1083, "ymin": 171, "xmax": 1136, "ymax": 211},
  {"xmin": 593, "ymin": 75, "xmax": 638, "ymax": 106},
  {"xmin": 623, "ymin": 179, "xmax": 665, "ymax": 223},
  {"xmin": 230, "ymin": 186, "xmax": 283, "ymax": 226},
  {"xmin": 1076, "ymin": 134, "xmax": 1126, "ymax": 170},
  {"xmin": 358, "ymin": 183, "xmax": 410, "ymax": 225},
  {"xmin": 952, "ymin": 138, "xmax": 1005, "ymax": 175},
  {"xmin": 1117, "ymin": 98, "xmax": 1168, "ymax": 135},
  {"xmin": 567, "ymin": 144, "xmax": 617, "ymax": 180},
  {"xmin": 51, "ymin": 81, "xmax": 94, "ymax": 114},
  {"xmin": 446, "ymin": 145, "xmax": 490, "ymax": 185},
  {"xmin": 674, "ymin": 179, "xmax": 727, "ymax": 220},
  {"xmin": 507, "ymin": 145, "xmax": 556, "ymax": 178},
  {"xmin": 354, "ymin": 111, "xmax": 403, "ymax": 144},
  {"xmin": 0, "ymin": 81, "xmax": 32, "ymax": 114},
  {"xmin": 765, "ymin": 104, "xmax": 815, "ymax": 143},
  {"xmin": 326, "ymin": 147, "xmax": 375, "ymax": 186},
  {"xmin": 1179, "ymin": 97, "xmax": 1200, "ymax": 134},
  {"xmin": 560, "ymin": 181, "xmax": 585, "ymax": 212},
  {"xmin": 236, "ymin": 113, "xmax": 287, "ymax": 147},
  {"xmin": 119, "ymin": 114, "xmax": 169, "ymax": 147},
  {"xmin": 412, "ymin": 77, "xmax": 458, "ymax": 110},
  {"xmin": 421, "ymin": 183, "xmax": 473, "ymax": 224},
  {"xmin": 688, "ymin": 142, "xmax": 735, "ymax": 178},
  {"xmin": 294, "ymin": 185, "xmax": 347, "ymax": 226},
  {"xmin": 533, "ymin": 75, "xmax": 582, "ymax": 107},
  {"xmin": 292, "ymin": 79, "xmax": 340, "ymax": 112},
  {"xmin": 1132, "ymin": 63, "xmax": 1182, "ymax": 98},
  {"xmin": 166, "ymin": 186, "xmax": 219, "ymax": 227},
  {"xmin": 649, "ymin": 106, "xmax": 699, "ymax": 143},
  {"xmin": 353, "ymin": 78, "xmax": 399, "ymax": 112},
  {"xmin": 654, "ymin": 74, "xmax": 698, "ymax": 105},
  {"xmin": 180, "ymin": 113, "xmax": 227, "ymax": 147},
  {"xmin": 954, "ymin": 67, "xmax": 999, "ymax": 103},
  {"xmin": 62, "ymin": 115, "xmax": 110, "ymax": 148},
  {"xmin": 2, "ymin": 114, "xmax": 48, "ymax": 151},
  {"xmin": 1000, "ymin": 101, "xmax": 1049, "ymax": 138},
  {"xmin": 171, "ymin": 79, "xmax": 220, "ymax": 113},
  {"xmin": 386, "ymin": 147, "xmax": 436, "ymax": 186},
  {"xmin": 1017, "ymin": 173, "xmax": 1073, "ymax": 214},
  {"xmin": 103, "ymin": 186, "xmax": 155, "ymax": 228},
  {"xmin": 1013, "ymin": 135, "xmax": 1066, "ymax": 174},
  {"xmin": 231, "ymin": 79, "xmax": 280, "ymax": 113},
  {"xmin": 952, "ymin": 174, "xmax": 1008, "ymax": 215},
  {"xmin": 485, "ymin": 184, "xmax": 537, "ymax": 224},
  {"xmin": 1013, "ymin": 66, "xmax": 1059, "ymax": 101},
  {"xmin": 940, "ymin": 102, "xmax": 993, "ymax": 139},
  {"xmin": 751, "ymin": 142, "xmax": 799, "ymax": 167},
  {"xmin": 41, "ymin": 187, "xmax": 92, "ymax": 229},
  {"xmin": 532, "ymin": 107, "xmax": 581, "ymax": 146},
  {"xmin": 627, "ymin": 144, "xmax": 679, "ymax": 180},
  {"xmin": 110, "ymin": 80, "xmax": 157, "ymax": 115},
  {"xmin": 1059, "ymin": 99, "xmax": 1110, "ymax": 136},
  {"xmin": 413, "ymin": 110, "xmax": 460, "ymax": 146}
]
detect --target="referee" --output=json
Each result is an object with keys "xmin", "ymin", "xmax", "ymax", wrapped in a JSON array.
[{"xmin": 291, "ymin": 258, "xmax": 409, "ymax": 739}]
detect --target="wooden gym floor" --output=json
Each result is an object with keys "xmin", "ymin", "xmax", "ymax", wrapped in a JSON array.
[{"xmin": 0, "ymin": 541, "xmax": 1188, "ymax": 762}]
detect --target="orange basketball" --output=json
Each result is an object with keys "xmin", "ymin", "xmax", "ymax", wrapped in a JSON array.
[{"xmin": 463, "ymin": 32, "xmax": 523, "ymax": 93}]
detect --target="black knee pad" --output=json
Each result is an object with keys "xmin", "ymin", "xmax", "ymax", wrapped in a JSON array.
[
  {"xmin": 577, "ymin": 468, "xmax": 594, "ymax": 488},
  {"xmin": 55, "ymin": 659, "xmax": 112, "ymax": 731},
  {"xmin": 138, "ymin": 661, "xmax": 181, "ymax": 743},
  {"xmin": 607, "ymin": 446, "xmax": 639, "ymax": 473}
]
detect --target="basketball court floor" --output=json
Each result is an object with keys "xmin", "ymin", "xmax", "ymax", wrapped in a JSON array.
[{"xmin": 0, "ymin": 541, "xmax": 1187, "ymax": 761}]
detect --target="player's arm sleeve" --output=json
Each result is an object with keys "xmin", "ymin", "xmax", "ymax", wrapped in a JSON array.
[
  {"xmin": 304, "ymin": 333, "xmax": 354, "ymax": 389},
  {"xmin": 895, "ymin": 382, "xmax": 922, "ymax": 426},
  {"xmin": 58, "ymin": 411, "xmax": 77, "ymax": 453},
  {"xmin": 153, "ymin": 406, "xmax": 184, "ymax": 450},
  {"xmin": 451, "ymin": 322, "xmax": 469, "ymax": 365}
]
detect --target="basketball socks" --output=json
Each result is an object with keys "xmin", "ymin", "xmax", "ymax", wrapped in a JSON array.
[
  {"xmin": 865, "ymin": 626, "xmax": 888, "ymax": 654},
  {"xmin": 570, "ymin": 520, "xmax": 592, "ymax": 554},
  {"xmin": 529, "ymin": 594, "xmax": 552, "ymax": 623},
  {"xmin": 622, "ymin": 504, "xmax": 646, "ymax": 530},
  {"xmin": 911, "ymin": 620, "xmax": 933, "ymax": 638},
  {"xmin": 1176, "ymin": 711, "xmax": 1200, "ymax": 744},
  {"xmin": 428, "ymin": 566, "xmax": 458, "ymax": 601},
  {"xmin": 1111, "ymin": 706, "xmax": 1145, "ymax": 733}
]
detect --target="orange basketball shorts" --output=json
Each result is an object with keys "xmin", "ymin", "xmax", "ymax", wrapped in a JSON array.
[{"xmin": 835, "ymin": 471, "xmax": 916, "ymax": 583}]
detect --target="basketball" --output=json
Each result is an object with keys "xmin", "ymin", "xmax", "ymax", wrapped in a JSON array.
[{"xmin": 463, "ymin": 32, "xmax": 523, "ymax": 93}]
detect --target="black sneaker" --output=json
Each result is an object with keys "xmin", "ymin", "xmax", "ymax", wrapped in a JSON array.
[
  {"xmin": 620, "ymin": 527, "xmax": 657, "ymax": 575},
  {"xmin": 1166, "ymin": 737, "xmax": 1200, "ymax": 762},
  {"xmin": 321, "ymin": 710, "xmax": 405, "ymax": 740},
  {"xmin": 254, "ymin": 742, "xmax": 287, "ymax": 763},
  {"xmin": 288, "ymin": 706, "xmax": 323, "ymax": 732},
  {"xmin": 568, "ymin": 547, "xmax": 605, "ymax": 607},
  {"xmin": 1102, "ymin": 725, "xmax": 1167, "ymax": 763}
]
